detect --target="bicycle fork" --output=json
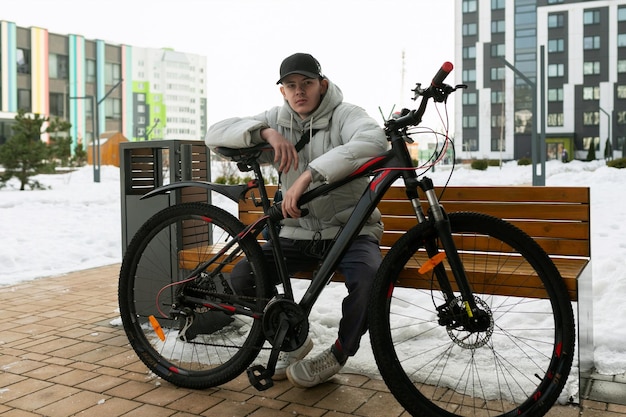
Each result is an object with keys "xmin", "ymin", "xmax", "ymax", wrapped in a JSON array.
[{"xmin": 414, "ymin": 178, "xmax": 491, "ymax": 333}]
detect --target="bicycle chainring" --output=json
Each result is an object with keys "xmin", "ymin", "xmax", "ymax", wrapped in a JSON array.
[{"xmin": 262, "ymin": 296, "xmax": 309, "ymax": 352}]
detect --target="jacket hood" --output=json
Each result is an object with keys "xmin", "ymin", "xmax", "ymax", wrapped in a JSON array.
[{"xmin": 276, "ymin": 79, "xmax": 344, "ymax": 132}]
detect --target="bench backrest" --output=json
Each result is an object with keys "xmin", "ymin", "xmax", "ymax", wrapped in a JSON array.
[{"xmin": 240, "ymin": 185, "xmax": 591, "ymax": 258}]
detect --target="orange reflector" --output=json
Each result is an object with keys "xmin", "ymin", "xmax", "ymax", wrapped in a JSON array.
[
  {"xmin": 148, "ymin": 315, "xmax": 166, "ymax": 341},
  {"xmin": 418, "ymin": 252, "xmax": 447, "ymax": 274}
]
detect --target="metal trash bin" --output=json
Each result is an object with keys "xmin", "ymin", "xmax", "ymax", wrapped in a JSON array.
[{"xmin": 119, "ymin": 139, "xmax": 211, "ymax": 255}]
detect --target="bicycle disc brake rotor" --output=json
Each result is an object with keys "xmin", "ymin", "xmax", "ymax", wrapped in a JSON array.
[{"xmin": 446, "ymin": 296, "xmax": 494, "ymax": 349}]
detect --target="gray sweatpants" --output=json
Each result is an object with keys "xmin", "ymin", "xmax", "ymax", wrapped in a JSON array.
[{"xmin": 230, "ymin": 235, "xmax": 382, "ymax": 356}]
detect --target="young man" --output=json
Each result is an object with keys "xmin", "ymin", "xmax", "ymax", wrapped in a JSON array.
[{"xmin": 205, "ymin": 53, "xmax": 388, "ymax": 388}]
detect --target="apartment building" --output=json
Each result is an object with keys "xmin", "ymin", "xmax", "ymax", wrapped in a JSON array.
[
  {"xmin": 0, "ymin": 20, "xmax": 207, "ymax": 151},
  {"xmin": 456, "ymin": 0, "xmax": 626, "ymax": 161}
]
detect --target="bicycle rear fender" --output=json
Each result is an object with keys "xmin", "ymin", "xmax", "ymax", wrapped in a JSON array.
[{"xmin": 140, "ymin": 181, "xmax": 252, "ymax": 203}]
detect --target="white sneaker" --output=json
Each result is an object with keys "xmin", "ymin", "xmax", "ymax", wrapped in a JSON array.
[
  {"xmin": 272, "ymin": 336, "xmax": 313, "ymax": 380},
  {"xmin": 286, "ymin": 346, "xmax": 344, "ymax": 388}
]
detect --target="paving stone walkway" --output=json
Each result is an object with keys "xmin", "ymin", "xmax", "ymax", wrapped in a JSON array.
[{"xmin": 1, "ymin": 264, "xmax": 625, "ymax": 416}]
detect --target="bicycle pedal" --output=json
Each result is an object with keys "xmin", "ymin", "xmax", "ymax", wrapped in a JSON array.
[{"xmin": 246, "ymin": 365, "xmax": 274, "ymax": 391}]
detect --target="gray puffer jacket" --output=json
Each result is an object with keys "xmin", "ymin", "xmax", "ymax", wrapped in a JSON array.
[{"xmin": 205, "ymin": 79, "xmax": 388, "ymax": 241}]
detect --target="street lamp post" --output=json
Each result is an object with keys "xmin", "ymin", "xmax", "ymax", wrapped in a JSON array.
[
  {"xmin": 70, "ymin": 79, "xmax": 123, "ymax": 183},
  {"xmin": 499, "ymin": 46, "xmax": 546, "ymax": 186},
  {"xmin": 599, "ymin": 106, "xmax": 612, "ymax": 160},
  {"xmin": 93, "ymin": 79, "xmax": 124, "ymax": 182}
]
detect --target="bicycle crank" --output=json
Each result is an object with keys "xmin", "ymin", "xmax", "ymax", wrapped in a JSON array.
[{"xmin": 247, "ymin": 296, "xmax": 309, "ymax": 391}]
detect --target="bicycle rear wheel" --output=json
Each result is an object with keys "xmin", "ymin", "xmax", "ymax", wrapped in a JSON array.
[
  {"xmin": 369, "ymin": 212, "xmax": 575, "ymax": 417},
  {"xmin": 119, "ymin": 202, "xmax": 271, "ymax": 389}
]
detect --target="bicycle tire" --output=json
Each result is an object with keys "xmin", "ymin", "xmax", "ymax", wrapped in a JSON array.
[
  {"xmin": 119, "ymin": 202, "xmax": 272, "ymax": 389},
  {"xmin": 369, "ymin": 212, "xmax": 575, "ymax": 417}
]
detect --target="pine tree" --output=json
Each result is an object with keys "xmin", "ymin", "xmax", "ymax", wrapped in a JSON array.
[
  {"xmin": 0, "ymin": 110, "xmax": 50, "ymax": 190},
  {"xmin": 604, "ymin": 138, "xmax": 613, "ymax": 161},
  {"xmin": 586, "ymin": 140, "xmax": 597, "ymax": 161}
]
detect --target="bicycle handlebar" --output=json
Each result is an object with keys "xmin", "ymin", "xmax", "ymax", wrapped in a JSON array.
[
  {"xmin": 432, "ymin": 61, "xmax": 454, "ymax": 87},
  {"xmin": 385, "ymin": 62, "xmax": 455, "ymax": 133}
]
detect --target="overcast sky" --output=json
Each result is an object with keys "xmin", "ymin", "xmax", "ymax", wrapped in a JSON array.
[{"xmin": 3, "ymin": 0, "xmax": 456, "ymax": 127}]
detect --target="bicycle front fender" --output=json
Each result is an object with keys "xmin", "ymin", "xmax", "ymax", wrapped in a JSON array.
[{"xmin": 140, "ymin": 181, "xmax": 252, "ymax": 203}]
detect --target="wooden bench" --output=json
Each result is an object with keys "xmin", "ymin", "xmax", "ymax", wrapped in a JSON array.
[
  {"xmin": 237, "ymin": 184, "xmax": 593, "ymax": 377},
  {"xmin": 179, "ymin": 184, "xmax": 593, "ymax": 387}
]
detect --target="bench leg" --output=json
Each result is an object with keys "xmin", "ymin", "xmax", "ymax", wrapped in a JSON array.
[{"xmin": 577, "ymin": 262, "xmax": 594, "ymax": 404}]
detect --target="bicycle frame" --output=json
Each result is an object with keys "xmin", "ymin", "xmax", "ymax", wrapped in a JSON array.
[{"xmin": 140, "ymin": 77, "xmax": 479, "ymax": 327}]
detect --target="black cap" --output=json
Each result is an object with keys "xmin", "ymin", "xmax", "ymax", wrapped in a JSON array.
[{"xmin": 276, "ymin": 53, "xmax": 323, "ymax": 84}]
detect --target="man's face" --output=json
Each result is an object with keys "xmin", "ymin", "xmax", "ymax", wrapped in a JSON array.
[{"xmin": 280, "ymin": 74, "xmax": 328, "ymax": 119}]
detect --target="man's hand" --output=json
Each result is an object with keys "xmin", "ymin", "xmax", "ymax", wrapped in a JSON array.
[
  {"xmin": 281, "ymin": 170, "xmax": 312, "ymax": 219},
  {"xmin": 261, "ymin": 128, "xmax": 298, "ymax": 173}
]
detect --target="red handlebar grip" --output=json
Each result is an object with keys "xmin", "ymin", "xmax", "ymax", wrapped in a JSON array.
[{"xmin": 432, "ymin": 62, "xmax": 454, "ymax": 86}]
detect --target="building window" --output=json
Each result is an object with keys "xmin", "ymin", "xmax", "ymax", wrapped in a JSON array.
[
  {"xmin": 85, "ymin": 96, "xmax": 93, "ymax": 118},
  {"xmin": 618, "ymin": 60, "xmax": 626, "ymax": 73},
  {"xmin": 583, "ymin": 86, "xmax": 600, "ymax": 100},
  {"xmin": 463, "ymin": 115, "xmax": 477, "ymax": 128},
  {"xmin": 105, "ymin": 98, "xmax": 122, "ymax": 119},
  {"xmin": 548, "ymin": 13, "xmax": 564, "ymax": 28},
  {"xmin": 49, "ymin": 54, "xmax": 69, "ymax": 79},
  {"xmin": 618, "ymin": 111, "xmax": 626, "ymax": 124},
  {"xmin": 619, "ymin": 7, "xmax": 626, "ymax": 22},
  {"xmin": 491, "ymin": 90, "xmax": 505, "ymax": 104},
  {"xmin": 491, "ymin": 115, "xmax": 504, "ymax": 128},
  {"xmin": 617, "ymin": 85, "xmax": 626, "ymax": 99},
  {"xmin": 463, "ymin": 23, "xmax": 478, "ymax": 36},
  {"xmin": 462, "ymin": 0, "xmax": 477, "ymax": 13},
  {"xmin": 583, "ymin": 10, "xmax": 600, "ymax": 25},
  {"xmin": 17, "ymin": 48, "xmax": 30, "ymax": 74},
  {"xmin": 491, "ymin": 67, "xmax": 505, "ymax": 80},
  {"xmin": 583, "ymin": 136, "xmax": 599, "ymax": 151},
  {"xmin": 17, "ymin": 89, "xmax": 31, "ymax": 111},
  {"xmin": 105, "ymin": 63, "xmax": 122, "ymax": 85},
  {"xmin": 547, "ymin": 113, "xmax": 564, "ymax": 126},
  {"xmin": 548, "ymin": 0, "xmax": 564, "ymax": 3},
  {"xmin": 619, "ymin": 34, "xmax": 626, "ymax": 47},
  {"xmin": 548, "ymin": 63, "xmax": 564, "ymax": 77},
  {"xmin": 86, "ymin": 59, "xmax": 96, "ymax": 83},
  {"xmin": 491, "ymin": 136, "xmax": 506, "ymax": 152},
  {"xmin": 49, "ymin": 92, "xmax": 66, "ymax": 117},
  {"xmin": 548, "ymin": 38, "xmax": 564, "ymax": 53},
  {"xmin": 463, "ymin": 138, "xmax": 479, "ymax": 152},
  {"xmin": 548, "ymin": 88, "xmax": 563, "ymax": 102},
  {"xmin": 463, "ymin": 46, "xmax": 476, "ymax": 59},
  {"xmin": 583, "ymin": 111, "xmax": 600, "ymax": 126},
  {"xmin": 462, "ymin": 69, "xmax": 476, "ymax": 82},
  {"xmin": 463, "ymin": 92, "xmax": 477, "ymax": 105},
  {"xmin": 491, "ymin": 43, "xmax": 505, "ymax": 57},
  {"xmin": 492, "ymin": 20, "xmax": 505, "ymax": 33},
  {"xmin": 583, "ymin": 36, "xmax": 601, "ymax": 50},
  {"xmin": 492, "ymin": 0, "xmax": 504, "ymax": 10},
  {"xmin": 583, "ymin": 61, "xmax": 601, "ymax": 75}
]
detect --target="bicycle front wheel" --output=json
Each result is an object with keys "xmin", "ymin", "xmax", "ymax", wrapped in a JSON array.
[
  {"xmin": 119, "ymin": 202, "xmax": 272, "ymax": 389},
  {"xmin": 369, "ymin": 212, "xmax": 575, "ymax": 417}
]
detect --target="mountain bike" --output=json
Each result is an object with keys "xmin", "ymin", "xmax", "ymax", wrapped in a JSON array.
[{"xmin": 118, "ymin": 62, "xmax": 575, "ymax": 417}]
